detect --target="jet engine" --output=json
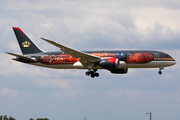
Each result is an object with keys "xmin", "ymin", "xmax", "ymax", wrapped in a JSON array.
[
  {"xmin": 99, "ymin": 57, "xmax": 119, "ymax": 69},
  {"xmin": 110, "ymin": 68, "xmax": 128, "ymax": 74},
  {"xmin": 99, "ymin": 58, "xmax": 128, "ymax": 74}
]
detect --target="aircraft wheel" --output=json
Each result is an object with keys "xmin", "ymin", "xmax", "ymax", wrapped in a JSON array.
[
  {"xmin": 91, "ymin": 73, "xmax": 95, "ymax": 78},
  {"xmin": 95, "ymin": 73, "xmax": 99, "ymax": 77},
  {"xmin": 85, "ymin": 71, "xmax": 90, "ymax": 76},
  {"xmin": 158, "ymin": 71, "xmax": 162, "ymax": 75},
  {"xmin": 86, "ymin": 69, "xmax": 99, "ymax": 78},
  {"xmin": 90, "ymin": 71, "xmax": 94, "ymax": 75}
]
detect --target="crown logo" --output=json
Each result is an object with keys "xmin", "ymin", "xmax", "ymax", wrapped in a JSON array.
[{"xmin": 22, "ymin": 41, "xmax": 31, "ymax": 47}]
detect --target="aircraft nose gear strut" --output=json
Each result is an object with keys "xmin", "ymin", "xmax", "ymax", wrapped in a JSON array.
[
  {"xmin": 85, "ymin": 69, "xmax": 99, "ymax": 78},
  {"xmin": 158, "ymin": 67, "xmax": 164, "ymax": 75}
]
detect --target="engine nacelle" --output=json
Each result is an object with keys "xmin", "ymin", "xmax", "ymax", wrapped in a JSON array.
[
  {"xmin": 99, "ymin": 58, "xmax": 119, "ymax": 69},
  {"xmin": 110, "ymin": 68, "xmax": 128, "ymax": 74}
]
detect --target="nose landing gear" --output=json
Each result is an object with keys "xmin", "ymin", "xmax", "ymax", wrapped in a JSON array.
[
  {"xmin": 85, "ymin": 69, "xmax": 99, "ymax": 78},
  {"xmin": 158, "ymin": 71, "xmax": 162, "ymax": 75},
  {"xmin": 158, "ymin": 67, "xmax": 164, "ymax": 75}
]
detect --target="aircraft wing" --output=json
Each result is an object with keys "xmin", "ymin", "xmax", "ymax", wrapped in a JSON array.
[
  {"xmin": 5, "ymin": 52, "xmax": 35, "ymax": 61},
  {"xmin": 41, "ymin": 38, "xmax": 101, "ymax": 69}
]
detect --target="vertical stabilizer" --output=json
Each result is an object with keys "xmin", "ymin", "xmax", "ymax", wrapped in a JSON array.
[{"xmin": 13, "ymin": 27, "xmax": 43, "ymax": 55}]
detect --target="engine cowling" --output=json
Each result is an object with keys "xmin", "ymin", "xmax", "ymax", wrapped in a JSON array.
[
  {"xmin": 99, "ymin": 58, "xmax": 119, "ymax": 69},
  {"xmin": 110, "ymin": 68, "xmax": 128, "ymax": 74}
]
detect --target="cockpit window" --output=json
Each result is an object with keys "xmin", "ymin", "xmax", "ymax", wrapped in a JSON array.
[{"xmin": 166, "ymin": 54, "xmax": 171, "ymax": 58}]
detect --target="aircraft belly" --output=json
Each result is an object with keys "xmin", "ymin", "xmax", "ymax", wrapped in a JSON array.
[
  {"xmin": 26, "ymin": 60, "xmax": 175, "ymax": 69},
  {"xmin": 29, "ymin": 62, "xmax": 85, "ymax": 69},
  {"xmin": 119, "ymin": 61, "xmax": 175, "ymax": 68},
  {"xmin": 27, "ymin": 61, "xmax": 101, "ymax": 69}
]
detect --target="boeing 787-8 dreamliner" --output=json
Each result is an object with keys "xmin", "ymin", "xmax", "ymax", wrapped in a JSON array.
[{"xmin": 6, "ymin": 27, "xmax": 176, "ymax": 78}]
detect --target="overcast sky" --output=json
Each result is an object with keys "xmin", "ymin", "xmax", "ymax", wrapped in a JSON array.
[{"xmin": 0, "ymin": 0, "xmax": 180, "ymax": 120}]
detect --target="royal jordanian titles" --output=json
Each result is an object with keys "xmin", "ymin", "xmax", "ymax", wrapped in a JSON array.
[{"xmin": 6, "ymin": 27, "xmax": 176, "ymax": 78}]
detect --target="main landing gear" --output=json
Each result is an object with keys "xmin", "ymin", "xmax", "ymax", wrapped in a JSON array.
[
  {"xmin": 85, "ymin": 69, "xmax": 99, "ymax": 78},
  {"xmin": 158, "ymin": 67, "xmax": 164, "ymax": 75}
]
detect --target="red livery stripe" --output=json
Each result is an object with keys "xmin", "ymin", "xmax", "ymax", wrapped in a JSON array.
[
  {"xmin": 12, "ymin": 27, "xmax": 26, "ymax": 35},
  {"xmin": 106, "ymin": 58, "xmax": 116, "ymax": 63}
]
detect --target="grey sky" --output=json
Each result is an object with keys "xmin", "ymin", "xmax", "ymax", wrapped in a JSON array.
[{"xmin": 0, "ymin": 0, "xmax": 180, "ymax": 120}]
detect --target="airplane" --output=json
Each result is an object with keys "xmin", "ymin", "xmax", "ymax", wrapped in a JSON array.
[{"xmin": 5, "ymin": 27, "xmax": 176, "ymax": 78}]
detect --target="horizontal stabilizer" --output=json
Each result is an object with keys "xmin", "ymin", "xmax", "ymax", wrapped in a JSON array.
[{"xmin": 5, "ymin": 52, "xmax": 35, "ymax": 61}]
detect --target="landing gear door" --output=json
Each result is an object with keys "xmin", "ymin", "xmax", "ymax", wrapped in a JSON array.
[{"xmin": 154, "ymin": 53, "xmax": 159, "ymax": 60}]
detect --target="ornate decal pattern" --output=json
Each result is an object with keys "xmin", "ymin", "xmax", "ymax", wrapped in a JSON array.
[
  {"xmin": 125, "ymin": 53, "xmax": 153, "ymax": 63},
  {"xmin": 39, "ymin": 53, "xmax": 80, "ymax": 65},
  {"xmin": 89, "ymin": 53, "xmax": 116, "ymax": 58},
  {"xmin": 38, "ymin": 52, "xmax": 154, "ymax": 65}
]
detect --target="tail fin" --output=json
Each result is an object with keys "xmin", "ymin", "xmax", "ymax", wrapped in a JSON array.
[{"xmin": 13, "ymin": 27, "xmax": 43, "ymax": 55}]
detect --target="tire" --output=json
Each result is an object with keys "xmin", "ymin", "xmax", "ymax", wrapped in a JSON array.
[
  {"xmin": 158, "ymin": 71, "xmax": 162, "ymax": 75},
  {"xmin": 91, "ymin": 73, "xmax": 95, "ymax": 78},
  {"xmin": 95, "ymin": 73, "xmax": 99, "ymax": 77},
  {"xmin": 85, "ymin": 71, "xmax": 90, "ymax": 76}
]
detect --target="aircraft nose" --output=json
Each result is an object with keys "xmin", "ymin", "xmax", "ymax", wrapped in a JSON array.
[{"xmin": 172, "ymin": 59, "xmax": 176, "ymax": 65}]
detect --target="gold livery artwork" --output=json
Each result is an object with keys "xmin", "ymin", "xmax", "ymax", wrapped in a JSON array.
[{"xmin": 22, "ymin": 41, "xmax": 31, "ymax": 47}]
